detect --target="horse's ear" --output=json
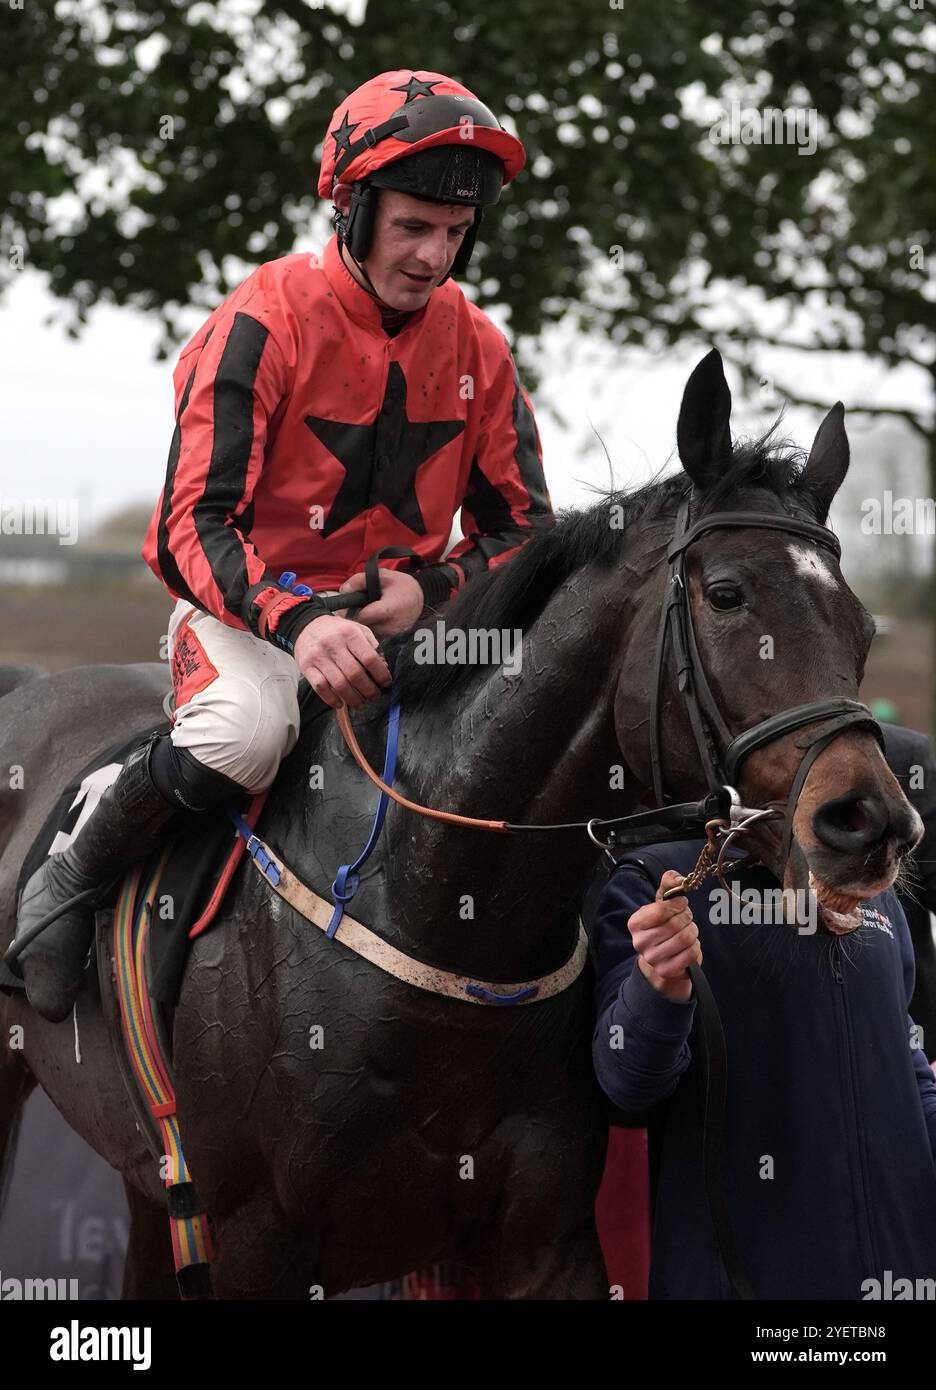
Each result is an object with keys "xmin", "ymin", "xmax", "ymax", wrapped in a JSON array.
[
  {"xmin": 676, "ymin": 349, "xmax": 734, "ymax": 488},
  {"xmin": 800, "ymin": 403, "xmax": 849, "ymax": 523}
]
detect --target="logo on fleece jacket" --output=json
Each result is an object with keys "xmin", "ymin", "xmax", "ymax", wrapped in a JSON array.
[{"xmin": 857, "ymin": 904, "xmax": 894, "ymax": 938}]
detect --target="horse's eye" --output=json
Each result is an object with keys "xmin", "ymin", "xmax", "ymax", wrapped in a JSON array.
[{"xmin": 707, "ymin": 584, "xmax": 744, "ymax": 611}]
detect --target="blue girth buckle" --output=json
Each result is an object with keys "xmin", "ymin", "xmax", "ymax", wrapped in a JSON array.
[
  {"xmin": 245, "ymin": 834, "xmax": 281, "ymax": 887},
  {"xmin": 464, "ymin": 982, "xmax": 538, "ymax": 1006}
]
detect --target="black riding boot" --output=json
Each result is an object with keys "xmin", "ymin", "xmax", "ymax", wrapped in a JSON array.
[{"xmin": 12, "ymin": 734, "xmax": 181, "ymax": 1023}]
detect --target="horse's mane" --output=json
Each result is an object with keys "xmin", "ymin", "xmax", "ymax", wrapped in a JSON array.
[{"xmin": 385, "ymin": 428, "xmax": 809, "ymax": 710}]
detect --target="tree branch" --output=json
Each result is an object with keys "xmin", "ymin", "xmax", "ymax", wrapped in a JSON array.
[
  {"xmin": 718, "ymin": 346, "xmax": 932, "ymax": 441},
  {"xmin": 717, "ymin": 324, "xmax": 933, "ymax": 373}
]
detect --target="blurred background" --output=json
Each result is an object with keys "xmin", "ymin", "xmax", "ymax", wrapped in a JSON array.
[{"xmin": 0, "ymin": 0, "xmax": 933, "ymax": 1297}]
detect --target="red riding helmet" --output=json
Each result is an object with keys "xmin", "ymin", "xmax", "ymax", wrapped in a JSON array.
[{"xmin": 318, "ymin": 69, "xmax": 526, "ymax": 279}]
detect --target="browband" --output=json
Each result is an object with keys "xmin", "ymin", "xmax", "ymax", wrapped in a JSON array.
[{"xmin": 667, "ymin": 511, "xmax": 842, "ymax": 563}]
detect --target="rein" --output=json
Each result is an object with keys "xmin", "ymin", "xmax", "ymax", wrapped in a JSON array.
[{"xmin": 335, "ymin": 703, "xmax": 761, "ymax": 847}]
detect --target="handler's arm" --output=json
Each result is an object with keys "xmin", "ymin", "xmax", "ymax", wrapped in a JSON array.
[
  {"xmin": 897, "ymin": 897, "xmax": 936, "ymax": 1154},
  {"xmin": 590, "ymin": 865, "xmax": 698, "ymax": 1117}
]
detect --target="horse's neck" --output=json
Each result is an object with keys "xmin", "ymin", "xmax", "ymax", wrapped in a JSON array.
[{"xmin": 382, "ymin": 575, "xmax": 644, "ymax": 978}]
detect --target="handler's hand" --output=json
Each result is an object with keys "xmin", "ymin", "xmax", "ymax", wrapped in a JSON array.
[
  {"xmin": 338, "ymin": 567, "xmax": 425, "ymax": 638},
  {"xmin": 293, "ymin": 615, "xmax": 392, "ymax": 710},
  {"xmin": 628, "ymin": 870, "xmax": 702, "ymax": 1003}
]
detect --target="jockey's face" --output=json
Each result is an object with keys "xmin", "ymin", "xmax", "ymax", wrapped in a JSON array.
[{"xmin": 334, "ymin": 183, "xmax": 475, "ymax": 310}]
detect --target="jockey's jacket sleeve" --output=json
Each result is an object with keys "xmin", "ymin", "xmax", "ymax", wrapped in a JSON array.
[
  {"xmin": 436, "ymin": 337, "xmax": 554, "ymax": 597},
  {"xmin": 154, "ymin": 304, "xmax": 329, "ymax": 647}
]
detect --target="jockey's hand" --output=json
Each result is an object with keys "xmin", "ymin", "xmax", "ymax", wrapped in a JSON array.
[
  {"xmin": 293, "ymin": 615, "xmax": 392, "ymax": 710},
  {"xmin": 337, "ymin": 567, "xmax": 425, "ymax": 638},
  {"xmin": 627, "ymin": 870, "xmax": 702, "ymax": 1003}
]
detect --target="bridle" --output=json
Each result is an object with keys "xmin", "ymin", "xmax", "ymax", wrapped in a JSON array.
[{"xmin": 646, "ymin": 494, "xmax": 883, "ymax": 871}]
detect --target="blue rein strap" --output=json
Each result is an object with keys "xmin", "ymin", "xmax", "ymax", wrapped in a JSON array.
[
  {"xmin": 328, "ymin": 698, "xmax": 541, "ymax": 1003},
  {"xmin": 326, "ymin": 698, "xmax": 402, "ymax": 938},
  {"xmin": 222, "ymin": 699, "xmax": 403, "ymax": 914}
]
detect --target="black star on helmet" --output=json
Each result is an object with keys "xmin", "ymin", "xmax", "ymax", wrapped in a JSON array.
[
  {"xmin": 330, "ymin": 111, "xmax": 359, "ymax": 156},
  {"xmin": 390, "ymin": 76, "xmax": 441, "ymax": 104}
]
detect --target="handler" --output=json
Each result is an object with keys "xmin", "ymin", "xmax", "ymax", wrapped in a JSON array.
[{"xmin": 591, "ymin": 843, "xmax": 936, "ymax": 1299}]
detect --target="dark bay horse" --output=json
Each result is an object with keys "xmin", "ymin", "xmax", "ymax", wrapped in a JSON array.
[{"xmin": 0, "ymin": 351, "xmax": 918, "ymax": 1298}]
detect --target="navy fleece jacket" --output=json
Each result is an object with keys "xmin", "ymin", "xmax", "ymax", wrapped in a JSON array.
[{"xmin": 590, "ymin": 840, "xmax": 936, "ymax": 1300}]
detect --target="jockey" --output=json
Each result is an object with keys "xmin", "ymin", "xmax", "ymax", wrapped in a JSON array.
[{"xmin": 14, "ymin": 69, "xmax": 554, "ymax": 1022}]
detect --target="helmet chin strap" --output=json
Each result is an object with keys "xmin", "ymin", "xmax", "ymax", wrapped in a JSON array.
[
  {"xmin": 337, "ymin": 226, "xmax": 460, "ymax": 309},
  {"xmin": 337, "ymin": 237, "xmax": 396, "ymax": 309}
]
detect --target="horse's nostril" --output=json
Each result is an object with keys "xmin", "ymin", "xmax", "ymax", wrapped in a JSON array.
[
  {"xmin": 838, "ymin": 798, "xmax": 872, "ymax": 835},
  {"xmin": 813, "ymin": 792, "xmax": 889, "ymax": 852}
]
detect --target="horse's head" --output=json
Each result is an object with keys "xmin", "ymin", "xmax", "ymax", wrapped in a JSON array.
[{"xmin": 615, "ymin": 350, "xmax": 921, "ymax": 933}]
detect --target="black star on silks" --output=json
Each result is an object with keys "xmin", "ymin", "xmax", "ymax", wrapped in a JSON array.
[
  {"xmin": 390, "ymin": 76, "xmax": 441, "ymax": 104},
  {"xmin": 305, "ymin": 361, "xmax": 465, "ymax": 538},
  {"xmin": 330, "ymin": 111, "xmax": 359, "ymax": 156}
]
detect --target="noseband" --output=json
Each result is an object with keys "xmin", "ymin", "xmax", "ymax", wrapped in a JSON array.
[{"xmin": 648, "ymin": 495, "xmax": 883, "ymax": 865}]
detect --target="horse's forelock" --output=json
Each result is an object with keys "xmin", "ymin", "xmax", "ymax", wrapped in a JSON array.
[{"xmin": 696, "ymin": 426, "xmax": 809, "ymax": 516}]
